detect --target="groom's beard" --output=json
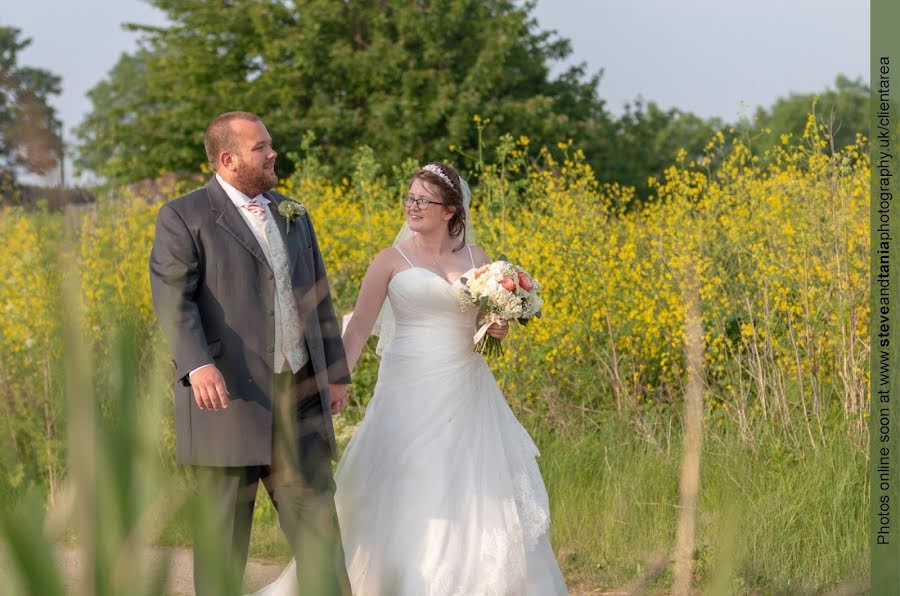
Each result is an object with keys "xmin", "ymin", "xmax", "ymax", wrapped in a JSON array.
[{"xmin": 233, "ymin": 157, "xmax": 278, "ymax": 197}]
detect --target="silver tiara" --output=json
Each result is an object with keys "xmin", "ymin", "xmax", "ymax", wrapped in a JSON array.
[{"xmin": 421, "ymin": 164, "xmax": 454, "ymax": 189}]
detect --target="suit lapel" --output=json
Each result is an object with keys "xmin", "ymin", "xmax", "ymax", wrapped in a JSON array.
[
  {"xmin": 207, "ymin": 178, "xmax": 271, "ymax": 270},
  {"xmin": 263, "ymin": 192, "xmax": 300, "ymax": 277}
]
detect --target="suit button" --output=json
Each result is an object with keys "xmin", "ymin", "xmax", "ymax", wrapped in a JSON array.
[
  {"xmin": 266, "ymin": 272, "xmax": 274, "ymax": 281},
  {"xmin": 267, "ymin": 308, "xmax": 275, "ymax": 316},
  {"xmin": 267, "ymin": 345, "xmax": 274, "ymax": 353}
]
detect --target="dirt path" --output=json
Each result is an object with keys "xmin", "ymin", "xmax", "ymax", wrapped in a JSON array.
[
  {"xmin": 48, "ymin": 546, "xmax": 285, "ymax": 595},
  {"xmin": 6, "ymin": 546, "xmax": 601, "ymax": 595}
]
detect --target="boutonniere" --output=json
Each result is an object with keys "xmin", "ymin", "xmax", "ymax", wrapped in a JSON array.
[{"xmin": 277, "ymin": 199, "xmax": 307, "ymax": 233}]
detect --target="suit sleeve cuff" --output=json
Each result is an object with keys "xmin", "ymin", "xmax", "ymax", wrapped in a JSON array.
[{"xmin": 188, "ymin": 364, "xmax": 215, "ymax": 379}]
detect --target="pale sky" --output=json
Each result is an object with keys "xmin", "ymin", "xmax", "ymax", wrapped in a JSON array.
[{"xmin": 4, "ymin": 0, "xmax": 869, "ymax": 184}]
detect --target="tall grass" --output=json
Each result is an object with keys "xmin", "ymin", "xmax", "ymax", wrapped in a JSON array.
[
  {"xmin": 0, "ymin": 254, "xmax": 246, "ymax": 595},
  {"xmin": 532, "ymin": 412, "xmax": 867, "ymax": 593}
]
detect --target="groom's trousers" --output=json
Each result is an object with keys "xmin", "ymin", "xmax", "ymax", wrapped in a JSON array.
[{"xmin": 193, "ymin": 362, "xmax": 351, "ymax": 596}]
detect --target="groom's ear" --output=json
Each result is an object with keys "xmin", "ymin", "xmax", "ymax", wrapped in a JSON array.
[{"xmin": 219, "ymin": 150, "xmax": 237, "ymax": 173}]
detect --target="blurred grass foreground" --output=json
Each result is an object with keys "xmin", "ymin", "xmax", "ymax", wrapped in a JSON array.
[{"xmin": 0, "ymin": 116, "xmax": 868, "ymax": 593}]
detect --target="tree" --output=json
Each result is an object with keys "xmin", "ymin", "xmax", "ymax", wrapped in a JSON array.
[
  {"xmin": 0, "ymin": 27, "xmax": 62, "ymax": 179},
  {"xmin": 750, "ymin": 75, "xmax": 868, "ymax": 154},
  {"xmin": 589, "ymin": 99, "xmax": 722, "ymax": 199},
  {"xmin": 75, "ymin": 0, "xmax": 609, "ymax": 185}
]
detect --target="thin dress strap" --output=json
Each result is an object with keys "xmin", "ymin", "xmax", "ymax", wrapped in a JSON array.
[
  {"xmin": 467, "ymin": 245, "xmax": 475, "ymax": 268},
  {"xmin": 394, "ymin": 246, "xmax": 415, "ymax": 268}
]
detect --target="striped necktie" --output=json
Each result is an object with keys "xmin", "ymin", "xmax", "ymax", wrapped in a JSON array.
[{"xmin": 245, "ymin": 198, "xmax": 266, "ymax": 221}]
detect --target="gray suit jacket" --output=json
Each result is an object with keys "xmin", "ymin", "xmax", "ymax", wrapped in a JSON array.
[{"xmin": 149, "ymin": 177, "xmax": 350, "ymax": 466}]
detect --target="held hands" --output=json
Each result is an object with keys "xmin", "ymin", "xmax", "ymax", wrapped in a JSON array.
[
  {"xmin": 189, "ymin": 364, "xmax": 229, "ymax": 410},
  {"xmin": 329, "ymin": 383, "xmax": 349, "ymax": 414}
]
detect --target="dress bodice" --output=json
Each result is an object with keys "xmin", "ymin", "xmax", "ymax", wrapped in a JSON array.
[{"xmin": 381, "ymin": 265, "xmax": 478, "ymax": 361}]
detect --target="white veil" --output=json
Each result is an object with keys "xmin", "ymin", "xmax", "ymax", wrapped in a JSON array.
[{"xmin": 371, "ymin": 177, "xmax": 475, "ymax": 355}]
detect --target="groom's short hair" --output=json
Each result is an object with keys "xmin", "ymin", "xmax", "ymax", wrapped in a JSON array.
[{"xmin": 205, "ymin": 111, "xmax": 262, "ymax": 170}]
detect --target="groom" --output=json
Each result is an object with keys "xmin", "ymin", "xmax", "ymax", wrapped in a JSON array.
[{"xmin": 149, "ymin": 111, "xmax": 351, "ymax": 595}]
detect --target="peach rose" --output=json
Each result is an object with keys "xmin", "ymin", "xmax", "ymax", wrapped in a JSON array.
[
  {"xmin": 517, "ymin": 272, "xmax": 533, "ymax": 291},
  {"xmin": 499, "ymin": 276, "xmax": 517, "ymax": 292},
  {"xmin": 474, "ymin": 265, "xmax": 490, "ymax": 279}
]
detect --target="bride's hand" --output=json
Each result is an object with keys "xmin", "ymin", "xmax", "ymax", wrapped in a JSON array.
[{"xmin": 486, "ymin": 320, "xmax": 509, "ymax": 340}]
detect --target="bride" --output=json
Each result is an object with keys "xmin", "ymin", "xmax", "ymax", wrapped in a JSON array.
[{"xmin": 256, "ymin": 162, "xmax": 567, "ymax": 595}]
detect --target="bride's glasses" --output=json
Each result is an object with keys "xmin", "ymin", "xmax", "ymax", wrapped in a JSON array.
[{"xmin": 402, "ymin": 196, "xmax": 443, "ymax": 210}]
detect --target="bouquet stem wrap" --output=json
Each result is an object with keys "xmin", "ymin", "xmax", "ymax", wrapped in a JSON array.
[{"xmin": 473, "ymin": 315, "xmax": 505, "ymax": 357}]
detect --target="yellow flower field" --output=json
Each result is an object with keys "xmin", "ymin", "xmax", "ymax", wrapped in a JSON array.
[{"xmin": 0, "ymin": 120, "xmax": 869, "ymax": 492}]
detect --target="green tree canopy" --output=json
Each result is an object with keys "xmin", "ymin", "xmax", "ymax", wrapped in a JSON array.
[
  {"xmin": 750, "ymin": 75, "xmax": 868, "ymax": 154},
  {"xmin": 589, "ymin": 99, "xmax": 722, "ymax": 197},
  {"xmin": 0, "ymin": 26, "xmax": 62, "ymax": 179},
  {"xmin": 75, "ymin": 0, "xmax": 610, "ymax": 184}
]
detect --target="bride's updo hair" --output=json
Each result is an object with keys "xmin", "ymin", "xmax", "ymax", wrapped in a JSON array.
[{"xmin": 410, "ymin": 162, "xmax": 466, "ymax": 249}]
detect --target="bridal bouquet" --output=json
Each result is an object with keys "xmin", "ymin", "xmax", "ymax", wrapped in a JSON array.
[{"xmin": 457, "ymin": 256, "xmax": 543, "ymax": 357}]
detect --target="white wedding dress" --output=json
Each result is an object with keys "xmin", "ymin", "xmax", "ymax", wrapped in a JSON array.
[{"xmin": 255, "ymin": 248, "xmax": 567, "ymax": 595}]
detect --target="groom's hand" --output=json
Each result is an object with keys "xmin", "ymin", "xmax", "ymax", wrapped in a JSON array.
[
  {"xmin": 329, "ymin": 383, "xmax": 349, "ymax": 414},
  {"xmin": 189, "ymin": 365, "xmax": 230, "ymax": 410}
]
